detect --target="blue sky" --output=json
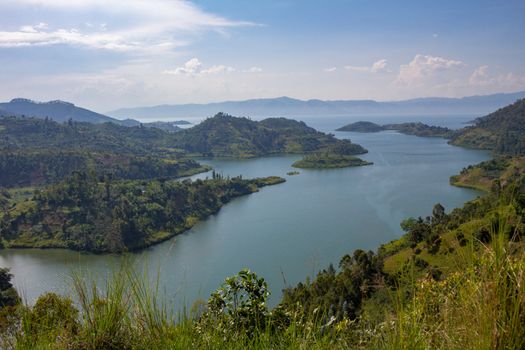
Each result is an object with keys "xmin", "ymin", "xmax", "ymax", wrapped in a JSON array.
[{"xmin": 0, "ymin": 0, "xmax": 524, "ymax": 111}]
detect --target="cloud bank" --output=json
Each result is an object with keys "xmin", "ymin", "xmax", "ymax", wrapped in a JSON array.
[{"xmin": 0, "ymin": 0, "xmax": 255, "ymax": 52}]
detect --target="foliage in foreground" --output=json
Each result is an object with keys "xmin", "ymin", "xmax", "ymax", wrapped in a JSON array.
[
  {"xmin": 1, "ymin": 227, "xmax": 523, "ymax": 350},
  {"xmin": 1, "ymin": 160, "xmax": 525, "ymax": 348}
]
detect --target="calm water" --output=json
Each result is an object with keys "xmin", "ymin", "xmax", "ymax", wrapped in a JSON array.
[{"xmin": 0, "ymin": 115, "xmax": 490, "ymax": 308}]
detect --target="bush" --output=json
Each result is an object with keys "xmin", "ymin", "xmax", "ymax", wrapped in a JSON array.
[{"xmin": 203, "ymin": 269, "xmax": 270, "ymax": 336}]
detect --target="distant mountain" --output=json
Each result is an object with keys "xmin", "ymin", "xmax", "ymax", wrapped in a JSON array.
[
  {"xmin": 108, "ymin": 91, "xmax": 525, "ymax": 119},
  {"xmin": 0, "ymin": 98, "xmax": 118, "ymax": 124},
  {"xmin": 0, "ymin": 98, "xmax": 185, "ymax": 132}
]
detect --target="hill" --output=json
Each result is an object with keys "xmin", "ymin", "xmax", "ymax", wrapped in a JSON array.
[
  {"xmin": 0, "ymin": 173, "xmax": 285, "ymax": 253},
  {"xmin": 337, "ymin": 121, "xmax": 455, "ymax": 138},
  {"xmin": 0, "ymin": 98, "xmax": 186, "ymax": 132},
  {"xmin": 0, "ymin": 113, "xmax": 366, "ymax": 186},
  {"xmin": 109, "ymin": 91, "xmax": 525, "ymax": 119},
  {"xmin": 336, "ymin": 121, "xmax": 384, "ymax": 132},
  {"xmin": 1, "ymin": 161, "xmax": 523, "ymax": 348},
  {"xmin": 0, "ymin": 116, "xmax": 185, "ymax": 157},
  {"xmin": 0, "ymin": 116, "xmax": 207, "ymax": 187},
  {"xmin": 0, "ymin": 98, "xmax": 119, "ymax": 124},
  {"xmin": 1, "ymin": 101, "xmax": 525, "ymax": 348},
  {"xmin": 450, "ymin": 98, "xmax": 525, "ymax": 154},
  {"xmin": 172, "ymin": 113, "xmax": 367, "ymax": 157},
  {"xmin": 383, "ymin": 122, "xmax": 455, "ymax": 138}
]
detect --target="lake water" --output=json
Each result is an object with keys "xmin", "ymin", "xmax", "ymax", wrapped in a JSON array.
[{"xmin": 0, "ymin": 115, "xmax": 491, "ymax": 309}]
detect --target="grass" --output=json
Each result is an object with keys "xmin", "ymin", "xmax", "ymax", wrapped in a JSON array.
[
  {"xmin": 2, "ymin": 216, "xmax": 524, "ymax": 349},
  {"xmin": 374, "ymin": 225, "xmax": 525, "ymax": 350},
  {"xmin": 3, "ymin": 233, "xmax": 523, "ymax": 349}
]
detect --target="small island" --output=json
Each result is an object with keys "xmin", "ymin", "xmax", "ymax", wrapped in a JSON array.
[
  {"xmin": 292, "ymin": 141, "xmax": 372, "ymax": 169},
  {"xmin": 336, "ymin": 121, "xmax": 384, "ymax": 132},
  {"xmin": 292, "ymin": 153, "xmax": 372, "ymax": 169},
  {"xmin": 336, "ymin": 121, "xmax": 455, "ymax": 138},
  {"xmin": 287, "ymin": 171, "xmax": 300, "ymax": 176},
  {"xmin": 384, "ymin": 122, "xmax": 455, "ymax": 138}
]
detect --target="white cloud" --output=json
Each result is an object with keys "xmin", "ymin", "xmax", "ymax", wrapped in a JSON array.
[
  {"xmin": 469, "ymin": 65, "xmax": 525, "ymax": 90},
  {"xmin": 324, "ymin": 67, "xmax": 337, "ymax": 73},
  {"xmin": 163, "ymin": 58, "xmax": 203, "ymax": 75},
  {"xmin": 469, "ymin": 65, "xmax": 491, "ymax": 86},
  {"xmin": 245, "ymin": 67, "xmax": 262, "ymax": 73},
  {"xmin": 432, "ymin": 33, "xmax": 439, "ymax": 38},
  {"xmin": 0, "ymin": 28, "xmax": 141, "ymax": 50},
  {"xmin": 370, "ymin": 59, "xmax": 387, "ymax": 73},
  {"xmin": 201, "ymin": 65, "xmax": 235, "ymax": 74},
  {"xmin": 396, "ymin": 54, "xmax": 464, "ymax": 86},
  {"xmin": 344, "ymin": 59, "xmax": 388, "ymax": 73},
  {"xmin": 0, "ymin": 1, "xmax": 255, "ymax": 52},
  {"xmin": 163, "ymin": 58, "xmax": 259, "ymax": 76},
  {"xmin": 344, "ymin": 65, "xmax": 369, "ymax": 72}
]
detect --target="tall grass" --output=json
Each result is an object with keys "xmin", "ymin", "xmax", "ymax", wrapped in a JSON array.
[
  {"xmin": 4, "ymin": 222, "xmax": 525, "ymax": 349},
  {"xmin": 374, "ymin": 220, "xmax": 525, "ymax": 350}
]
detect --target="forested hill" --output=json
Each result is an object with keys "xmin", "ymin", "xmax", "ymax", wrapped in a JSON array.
[
  {"xmin": 0, "ymin": 98, "xmax": 118, "ymax": 124},
  {"xmin": 450, "ymin": 98, "xmax": 525, "ymax": 154},
  {"xmin": 0, "ymin": 173, "xmax": 285, "ymax": 253},
  {"xmin": 172, "ymin": 113, "xmax": 367, "ymax": 157},
  {"xmin": 337, "ymin": 121, "xmax": 454, "ymax": 138},
  {"xmin": 0, "ymin": 113, "xmax": 366, "ymax": 187},
  {"xmin": 0, "ymin": 98, "xmax": 184, "ymax": 131},
  {"xmin": 0, "ymin": 117, "xmax": 207, "ymax": 187},
  {"xmin": 0, "ymin": 116, "xmax": 181, "ymax": 156}
]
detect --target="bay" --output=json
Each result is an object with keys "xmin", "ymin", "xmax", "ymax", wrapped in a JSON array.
[{"xmin": 0, "ymin": 115, "xmax": 491, "ymax": 309}]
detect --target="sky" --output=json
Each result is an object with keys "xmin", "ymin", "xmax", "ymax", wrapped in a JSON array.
[{"xmin": 0, "ymin": 0, "xmax": 524, "ymax": 112}]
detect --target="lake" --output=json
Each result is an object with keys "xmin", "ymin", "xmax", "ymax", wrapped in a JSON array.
[{"xmin": 0, "ymin": 115, "xmax": 491, "ymax": 309}]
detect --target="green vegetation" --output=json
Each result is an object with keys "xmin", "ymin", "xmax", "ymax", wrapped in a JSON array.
[
  {"xmin": 0, "ymin": 151, "xmax": 209, "ymax": 188},
  {"xmin": 1, "ymin": 163, "xmax": 525, "ymax": 349},
  {"xmin": 450, "ymin": 98, "xmax": 525, "ymax": 154},
  {"xmin": 337, "ymin": 121, "xmax": 455, "ymax": 138},
  {"xmin": 0, "ymin": 116, "xmax": 208, "ymax": 188},
  {"xmin": 292, "ymin": 153, "xmax": 372, "ymax": 169},
  {"xmin": 0, "ymin": 172, "xmax": 285, "ymax": 253},
  {"xmin": 450, "ymin": 156, "xmax": 525, "ymax": 192},
  {"xmin": 2, "ymin": 102, "xmax": 525, "ymax": 348},
  {"xmin": 172, "ymin": 113, "xmax": 367, "ymax": 158},
  {"xmin": 0, "ymin": 113, "xmax": 367, "ymax": 187},
  {"xmin": 4, "ymin": 138, "xmax": 524, "ymax": 347},
  {"xmin": 336, "ymin": 121, "xmax": 384, "ymax": 132},
  {"xmin": 1, "ymin": 193, "xmax": 523, "ymax": 348},
  {"xmin": 0, "ymin": 116, "xmax": 185, "ymax": 157},
  {"xmin": 286, "ymin": 171, "xmax": 300, "ymax": 176},
  {"xmin": 0, "ymin": 268, "xmax": 19, "ymax": 308},
  {"xmin": 292, "ymin": 142, "xmax": 372, "ymax": 169},
  {"xmin": 384, "ymin": 122, "xmax": 455, "ymax": 138}
]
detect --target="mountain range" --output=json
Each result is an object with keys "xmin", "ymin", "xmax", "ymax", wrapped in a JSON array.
[
  {"xmin": 0, "ymin": 98, "xmax": 116, "ymax": 124},
  {"xmin": 109, "ymin": 91, "xmax": 525, "ymax": 119},
  {"xmin": 0, "ymin": 98, "xmax": 181, "ymax": 132},
  {"xmin": 2, "ymin": 91, "xmax": 525, "ymax": 125}
]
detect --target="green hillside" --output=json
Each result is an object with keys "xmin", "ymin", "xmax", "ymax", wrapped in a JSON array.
[
  {"xmin": 173, "ymin": 113, "xmax": 367, "ymax": 157},
  {"xmin": 450, "ymin": 99, "xmax": 525, "ymax": 154},
  {"xmin": 0, "ymin": 172, "xmax": 285, "ymax": 253}
]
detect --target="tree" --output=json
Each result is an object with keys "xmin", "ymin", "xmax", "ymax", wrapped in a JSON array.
[
  {"xmin": 432, "ymin": 203, "xmax": 446, "ymax": 224},
  {"xmin": 0, "ymin": 268, "xmax": 19, "ymax": 307}
]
